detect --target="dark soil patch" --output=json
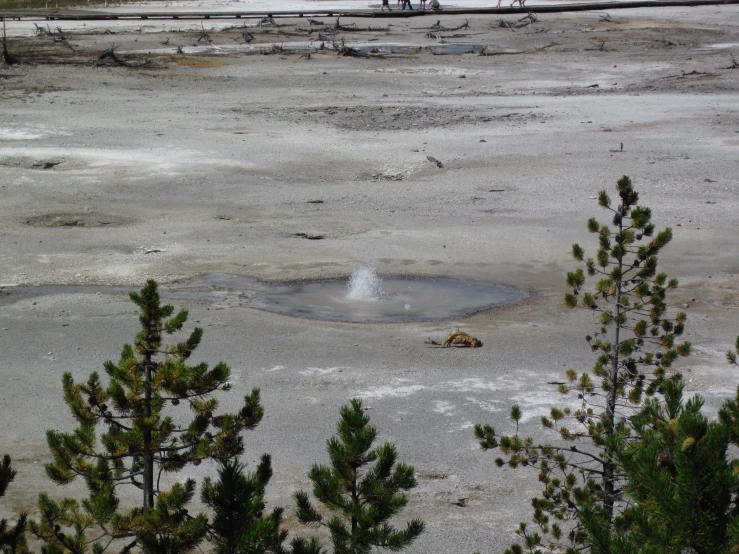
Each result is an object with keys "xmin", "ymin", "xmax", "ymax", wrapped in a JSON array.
[
  {"xmin": 241, "ymin": 104, "xmax": 544, "ymax": 131},
  {"xmin": 24, "ymin": 212, "xmax": 131, "ymax": 228}
]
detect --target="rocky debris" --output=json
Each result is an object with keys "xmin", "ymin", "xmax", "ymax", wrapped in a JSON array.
[{"xmin": 427, "ymin": 156, "xmax": 443, "ymax": 168}]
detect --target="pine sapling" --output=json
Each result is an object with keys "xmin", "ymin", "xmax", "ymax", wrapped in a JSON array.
[
  {"xmin": 582, "ymin": 333, "xmax": 739, "ymax": 554},
  {"xmin": 0, "ymin": 455, "xmax": 29, "ymax": 554},
  {"xmin": 201, "ymin": 456, "xmax": 290, "ymax": 554},
  {"xmin": 475, "ymin": 176, "xmax": 691, "ymax": 553},
  {"xmin": 32, "ymin": 279, "xmax": 266, "ymax": 554},
  {"xmin": 295, "ymin": 398, "xmax": 424, "ymax": 554},
  {"xmin": 579, "ymin": 376, "xmax": 739, "ymax": 554},
  {"xmin": 717, "ymin": 335, "xmax": 739, "ymax": 447}
]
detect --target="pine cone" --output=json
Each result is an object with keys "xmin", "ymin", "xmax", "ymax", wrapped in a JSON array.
[{"xmin": 657, "ymin": 451, "xmax": 673, "ymax": 467}]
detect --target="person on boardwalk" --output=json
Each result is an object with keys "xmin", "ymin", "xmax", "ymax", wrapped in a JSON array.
[
  {"xmin": 402, "ymin": 0, "xmax": 413, "ymax": 9},
  {"xmin": 381, "ymin": 0, "xmax": 391, "ymax": 10},
  {"xmin": 397, "ymin": 0, "xmax": 402, "ymax": 7},
  {"xmin": 420, "ymin": 0, "xmax": 426, "ymax": 9}
]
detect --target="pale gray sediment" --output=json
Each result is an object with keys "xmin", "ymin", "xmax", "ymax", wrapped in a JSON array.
[{"xmin": 1, "ymin": 5, "xmax": 739, "ymax": 552}]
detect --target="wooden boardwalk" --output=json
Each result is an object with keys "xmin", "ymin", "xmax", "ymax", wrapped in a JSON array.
[{"xmin": 1, "ymin": 0, "xmax": 737, "ymax": 21}]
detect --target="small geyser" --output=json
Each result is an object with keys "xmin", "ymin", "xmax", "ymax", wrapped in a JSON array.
[
  {"xmin": 247, "ymin": 271, "xmax": 528, "ymax": 324},
  {"xmin": 0, "ymin": 273, "xmax": 528, "ymax": 323},
  {"xmin": 346, "ymin": 266, "xmax": 385, "ymax": 302}
]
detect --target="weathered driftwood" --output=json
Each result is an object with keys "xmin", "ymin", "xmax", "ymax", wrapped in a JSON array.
[
  {"xmin": 194, "ymin": 23, "xmax": 211, "ymax": 44},
  {"xmin": 261, "ymin": 43, "xmax": 285, "ymax": 55},
  {"xmin": 98, "ymin": 46, "xmax": 123, "ymax": 64},
  {"xmin": 97, "ymin": 46, "xmax": 151, "ymax": 68},
  {"xmin": 518, "ymin": 12, "xmax": 538, "ymax": 26},
  {"xmin": 479, "ymin": 46, "xmax": 525, "ymax": 56},
  {"xmin": 427, "ymin": 156, "xmax": 443, "ymax": 168},
  {"xmin": 257, "ymin": 16, "xmax": 288, "ymax": 28},
  {"xmin": 332, "ymin": 38, "xmax": 372, "ymax": 58},
  {"xmin": 428, "ymin": 19, "xmax": 470, "ymax": 32}
]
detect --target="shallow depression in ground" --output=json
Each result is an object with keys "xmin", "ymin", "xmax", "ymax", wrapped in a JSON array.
[{"xmin": 251, "ymin": 268, "xmax": 528, "ymax": 323}]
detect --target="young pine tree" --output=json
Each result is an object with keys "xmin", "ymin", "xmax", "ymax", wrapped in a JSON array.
[
  {"xmin": 0, "ymin": 455, "xmax": 29, "ymax": 554},
  {"xmin": 32, "ymin": 279, "xmax": 267, "ymax": 554},
  {"xmin": 718, "ymin": 335, "xmax": 739, "ymax": 445},
  {"xmin": 474, "ymin": 176, "xmax": 691, "ymax": 553},
  {"xmin": 201, "ymin": 456, "xmax": 288, "ymax": 554},
  {"xmin": 295, "ymin": 398, "xmax": 425, "ymax": 554},
  {"xmin": 201, "ymin": 457, "xmax": 324, "ymax": 554},
  {"xmin": 579, "ymin": 376, "xmax": 739, "ymax": 554}
]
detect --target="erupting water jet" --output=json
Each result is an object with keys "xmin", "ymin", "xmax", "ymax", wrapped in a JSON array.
[
  {"xmin": 346, "ymin": 266, "xmax": 385, "ymax": 302},
  {"xmin": 248, "ymin": 268, "xmax": 527, "ymax": 323}
]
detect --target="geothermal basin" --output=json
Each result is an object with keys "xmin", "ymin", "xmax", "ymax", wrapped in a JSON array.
[
  {"xmin": 0, "ymin": 269, "xmax": 527, "ymax": 324},
  {"xmin": 250, "ymin": 267, "xmax": 528, "ymax": 323}
]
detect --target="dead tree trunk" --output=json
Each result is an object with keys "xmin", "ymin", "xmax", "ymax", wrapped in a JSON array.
[{"xmin": 2, "ymin": 20, "xmax": 17, "ymax": 66}]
